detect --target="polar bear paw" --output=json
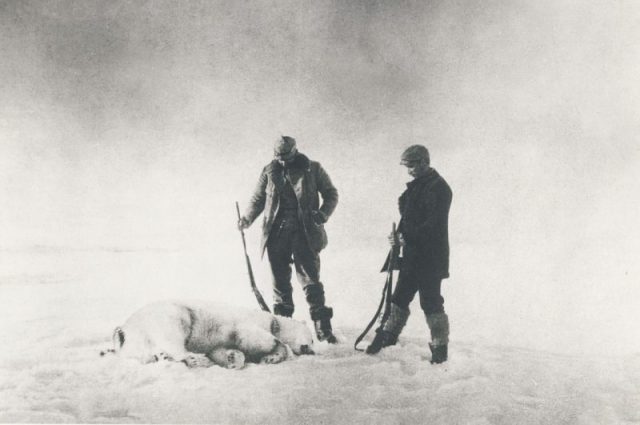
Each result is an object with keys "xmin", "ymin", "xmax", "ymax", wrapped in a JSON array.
[
  {"xmin": 208, "ymin": 348, "xmax": 246, "ymax": 369},
  {"xmin": 260, "ymin": 341, "xmax": 288, "ymax": 365},
  {"xmin": 182, "ymin": 354, "xmax": 215, "ymax": 368},
  {"xmin": 154, "ymin": 352, "xmax": 174, "ymax": 362}
]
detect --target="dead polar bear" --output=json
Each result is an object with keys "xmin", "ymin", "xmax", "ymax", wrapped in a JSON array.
[{"xmin": 103, "ymin": 300, "xmax": 315, "ymax": 369}]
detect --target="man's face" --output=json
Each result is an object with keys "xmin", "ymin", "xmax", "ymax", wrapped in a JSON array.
[
  {"xmin": 275, "ymin": 149, "xmax": 297, "ymax": 166},
  {"xmin": 403, "ymin": 159, "xmax": 429, "ymax": 178}
]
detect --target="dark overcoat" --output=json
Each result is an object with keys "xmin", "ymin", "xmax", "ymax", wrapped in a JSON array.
[
  {"xmin": 385, "ymin": 168, "xmax": 452, "ymax": 279},
  {"xmin": 243, "ymin": 154, "xmax": 338, "ymax": 256}
]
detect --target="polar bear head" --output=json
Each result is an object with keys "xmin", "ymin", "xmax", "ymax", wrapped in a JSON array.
[{"xmin": 274, "ymin": 316, "xmax": 315, "ymax": 355}]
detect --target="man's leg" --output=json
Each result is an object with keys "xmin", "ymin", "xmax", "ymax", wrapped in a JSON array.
[
  {"xmin": 419, "ymin": 276, "xmax": 449, "ymax": 364},
  {"xmin": 391, "ymin": 267, "xmax": 420, "ymax": 310},
  {"xmin": 266, "ymin": 223, "xmax": 295, "ymax": 318},
  {"xmin": 366, "ymin": 268, "xmax": 417, "ymax": 354},
  {"xmin": 292, "ymin": 232, "xmax": 336, "ymax": 343}
]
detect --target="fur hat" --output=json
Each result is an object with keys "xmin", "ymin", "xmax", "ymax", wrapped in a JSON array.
[{"xmin": 274, "ymin": 136, "xmax": 298, "ymax": 159}]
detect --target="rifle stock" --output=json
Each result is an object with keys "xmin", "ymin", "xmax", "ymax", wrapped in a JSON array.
[{"xmin": 354, "ymin": 222, "xmax": 398, "ymax": 352}]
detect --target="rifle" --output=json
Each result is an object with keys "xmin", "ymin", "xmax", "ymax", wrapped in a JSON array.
[
  {"xmin": 354, "ymin": 222, "xmax": 399, "ymax": 352},
  {"xmin": 235, "ymin": 202, "xmax": 271, "ymax": 313}
]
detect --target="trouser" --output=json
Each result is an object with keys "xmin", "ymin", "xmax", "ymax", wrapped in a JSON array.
[
  {"xmin": 391, "ymin": 258, "xmax": 445, "ymax": 315},
  {"xmin": 391, "ymin": 261, "xmax": 449, "ymax": 348},
  {"xmin": 266, "ymin": 211, "xmax": 327, "ymax": 316}
]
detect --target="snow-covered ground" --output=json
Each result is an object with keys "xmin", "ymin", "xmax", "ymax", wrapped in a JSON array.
[
  {"xmin": 2, "ymin": 1, "xmax": 640, "ymax": 423},
  {"xmin": 1, "ymin": 248, "xmax": 638, "ymax": 424}
]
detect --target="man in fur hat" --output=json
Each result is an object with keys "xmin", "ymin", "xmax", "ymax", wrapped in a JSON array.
[
  {"xmin": 367, "ymin": 145, "xmax": 452, "ymax": 363},
  {"xmin": 238, "ymin": 136, "xmax": 339, "ymax": 343}
]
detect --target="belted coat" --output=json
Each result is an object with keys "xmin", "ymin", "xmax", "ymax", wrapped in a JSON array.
[{"xmin": 243, "ymin": 154, "xmax": 338, "ymax": 256}]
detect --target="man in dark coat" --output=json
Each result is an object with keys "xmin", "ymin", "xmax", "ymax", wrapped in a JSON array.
[
  {"xmin": 366, "ymin": 145, "xmax": 452, "ymax": 363},
  {"xmin": 238, "ymin": 136, "xmax": 339, "ymax": 343}
]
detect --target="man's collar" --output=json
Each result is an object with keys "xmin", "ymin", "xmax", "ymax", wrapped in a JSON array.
[
  {"xmin": 270, "ymin": 153, "xmax": 310, "ymax": 171},
  {"xmin": 407, "ymin": 167, "xmax": 436, "ymax": 186}
]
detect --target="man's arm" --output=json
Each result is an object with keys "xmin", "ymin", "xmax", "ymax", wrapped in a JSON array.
[
  {"xmin": 315, "ymin": 163, "xmax": 338, "ymax": 223},
  {"xmin": 242, "ymin": 168, "xmax": 269, "ymax": 226}
]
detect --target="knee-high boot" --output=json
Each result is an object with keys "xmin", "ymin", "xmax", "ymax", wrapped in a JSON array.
[
  {"xmin": 366, "ymin": 303, "xmax": 410, "ymax": 354},
  {"xmin": 311, "ymin": 306, "xmax": 338, "ymax": 344},
  {"xmin": 273, "ymin": 304, "xmax": 294, "ymax": 318},
  {"xmin": 426, "ymin": 312, "xmax": 449, "ymax": 364}
]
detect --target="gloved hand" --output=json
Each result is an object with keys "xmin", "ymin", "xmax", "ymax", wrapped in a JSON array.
[
  {"xmin": 311, "ymin": 210, "xmax": 327, "ymax": 225},
  {"xmin": 388, "ymin": 231, "xmax": 405, "ymax": 247},
  {"xmin": 237, "ymin": 216, "xmax": 250, "ymax": 230}
]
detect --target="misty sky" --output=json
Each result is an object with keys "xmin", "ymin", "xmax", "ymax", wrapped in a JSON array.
[{"xmin": 1, "ymin": 0, "xmax": 639, "ymax": 353}]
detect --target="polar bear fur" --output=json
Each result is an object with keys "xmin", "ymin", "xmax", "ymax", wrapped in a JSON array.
[{"xmin": 106, "ymin": 300, "xmax": 315, "ymax": 369}]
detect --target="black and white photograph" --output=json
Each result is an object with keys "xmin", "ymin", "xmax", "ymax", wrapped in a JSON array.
[{"xmin": 1, "ymin": 0, "xmax": 639, "ymax": 423}]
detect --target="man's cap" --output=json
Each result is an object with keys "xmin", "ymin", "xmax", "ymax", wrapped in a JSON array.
[
  {"xmin": 274, "ymin": 136, "xmax": 298, "ymax": 159},
  {"xmin": 400, "ymin": 145, "xmax": 430, "ymax": 165}
]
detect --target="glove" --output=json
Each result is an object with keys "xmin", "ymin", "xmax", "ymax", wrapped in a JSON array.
[
  {"xmin": 388, "ymin": 232, "xmax": 405, "ymax": 247},
  {"xmin": 237, "ymin": 216, "xmax": 250, "ymax": 230},
  {"xmin": 311, "ymin": 210, "xmax": 327, "ymax": 225}
]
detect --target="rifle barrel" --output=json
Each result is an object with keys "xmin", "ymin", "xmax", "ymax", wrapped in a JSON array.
[{"xmin": 235, "ymin": 201, "xmax": 270, "ymax": 313}]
